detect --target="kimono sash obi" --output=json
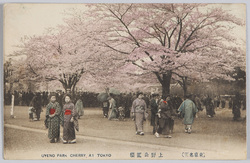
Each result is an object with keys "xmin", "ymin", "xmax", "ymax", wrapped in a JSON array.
[
  {"xmin": 50, "ymin": 108, "xmax": 56, "ymax": 115},
  {"xmin": 135, "ymin": 105, "xmax": 144, "ymax": 111},
  {"xmin": 65, "ymin": 109, "xmax": 72, "ymax": 115}
]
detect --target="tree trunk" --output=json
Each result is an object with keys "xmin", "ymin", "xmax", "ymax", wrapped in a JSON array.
[
  {"xmin": 61, "ymin": 80, "xmax": 78, "ymax": 95},
  {"xmin": 161, "ymin": 72, "xmax": 172, "ymax": 98},
  {"xmin": 72, "ymin": 83, "xmax": 77, "ymax": 96},
  {"xmin": 182, "ymin": 77, "xmax": 188, "ymax": 97}
]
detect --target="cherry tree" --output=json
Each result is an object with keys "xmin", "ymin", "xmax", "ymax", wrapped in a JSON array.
[
  {"xmin": 84, "ymin": 4, "xmax": 245, "ymax": 97},
  {"xmin": 4, "ymin": 58, "xmax": 29, "ymax": 93},
  {"xmin": 13, "ymin": 8, "xmax": 130, "ymax": 94},
  {"xmin": 12, "ymin": 4, "xmax": 245, "ymax": 97},
  {"xmin": 13, "ymin": 16, "xmax": 102, "ymax": 94}
]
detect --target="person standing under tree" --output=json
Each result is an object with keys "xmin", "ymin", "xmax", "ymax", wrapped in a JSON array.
[
  {"xmin": 75, "ymin": 95, "xmax": 84, "ymax": 119},
  {"xmin": 108, "ymin": 94, "xmax": 118, "ymax": 120},
  {"xmin": 131, "ymin": 92, "xmax": 147, "ymax": 136},
  {"xmin": 102, "ymin": 100, "xmax": 109, "ymax": 118},
  {"xmin": 30, "ymin": 93, "xmax": 42, "ymax": 121},
  {"xmin": 232, "ymin": 92, "xmax": 241, "ymax": 121},
  {"xmin": 45, "ymin": 93, "xmax": 63, "ymax": 143},
  {"xmin": 205, "ymin": 95, "xmax": 215, "ymax": 118},
  {"xmin": 156, "ymin": 95, "xmax": 174, "ymax": 138},
  {"xmin": 178, "ymin": 94, "xmax": 198, "ymax": 134},
  {"xmin": 150, "ymin": 93, "xmax": 160, "ymax": 134},
  {"xmin": 62, "ymin": 95, "xmax": 77, "ymax": 144}
]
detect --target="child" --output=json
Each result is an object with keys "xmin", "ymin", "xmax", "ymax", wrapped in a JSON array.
[
  {"xmin": 28, "ymin": 107, "xmax": 35, "ymax": 121},
  {"xmin": 118, "ymin": 107, "xmax": 125, "ymax": 120}
]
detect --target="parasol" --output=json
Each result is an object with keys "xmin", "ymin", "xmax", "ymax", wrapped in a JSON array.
[{"xmin": 97, "ymin": 92, "xmax": 109, "ymax": 102}]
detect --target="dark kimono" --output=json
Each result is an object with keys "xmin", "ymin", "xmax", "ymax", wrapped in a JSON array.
[
  {"xmin": 63, "ymin": 103, "xmax": 77, "ymax": 141},
  {"xmin": 232, "ymin": 96, "xmax": 241, "ymax": 120},
  {"xmin": 150, "ymin": 98, "xmax": 159, "ymax": 134},
  {"xmin": 205, "ymin": 97, "xmax": 215, "ymax": 117},
  {"xmin": 30, "ymin": 95, "xmax": 42, "ymax": 120},
  {"xmin": 158, "ymin": 101, "xmax": 173, "ymax": 135},
  {"xmin": 45, "ymin": 102, "xmax": 62, "ymax": 140},
  {"xmin": 150, "ymin": 98, "xmax": 158, "ymax": 126}
]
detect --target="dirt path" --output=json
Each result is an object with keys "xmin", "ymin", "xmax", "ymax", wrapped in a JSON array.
[{"xmin": 3, "ymin": 106, "xmax": 247, "ymax": 160}]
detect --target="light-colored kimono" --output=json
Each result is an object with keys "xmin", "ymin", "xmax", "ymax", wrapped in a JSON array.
[
  {"xmin": 108, "ymin": 98, "xmax": 117, "ymax": 120},
  {"xmin": 131, "ymin": 98, "xmax": 147, "ymax": 132}
]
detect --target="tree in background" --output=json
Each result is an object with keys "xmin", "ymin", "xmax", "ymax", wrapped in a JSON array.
[
  {"xmin": 84, "ymin": 4, "xmax": 245, "ymax": 97},
  {"xmin": 11, "ymin": 4, "xmax": 245, "ymax": 96}
]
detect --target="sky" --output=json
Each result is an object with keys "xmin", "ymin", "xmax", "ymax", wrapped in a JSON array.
[
  {"xmin": 4, "ymin": 3, "xmax": 246, "ymax": 62},
  {"xmin": 4, "ymin": 4, "xmax": 88, "ymax": 61}
]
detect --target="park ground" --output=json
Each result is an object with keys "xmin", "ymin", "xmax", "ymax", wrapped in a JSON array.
[{"xmin": 3, "ymin": 105, "xmax": 247, "ymax": 160}]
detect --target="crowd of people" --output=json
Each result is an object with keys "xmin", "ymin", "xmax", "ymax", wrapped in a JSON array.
[
  {"xmin": 101, "ymin": 92, "xmax": 245, "ymax": 138},
  {"xmin": 4, "ymin": 89, "xmax": 245, "ymax": 143},
  {"xmin": 4, "ymin": 91, "xmax": 101, "ymax": 108}
]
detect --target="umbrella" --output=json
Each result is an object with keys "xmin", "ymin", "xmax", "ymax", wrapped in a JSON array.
[
  {"xmin": 97, "ymin": 92, "xmax": 109, "ymax": 102},
  {"xmin": 109, "ymin": 88, "xmax": 121, "ymax": 95}
]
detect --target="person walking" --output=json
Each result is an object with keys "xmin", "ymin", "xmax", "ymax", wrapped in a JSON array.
[
  {"xmin": 62, "ymin": 95, "xmax": 77, "ymax": 144},
  {"xmin": 45, "ymin": 93, "xmax": 63, "ymax": 143},
  {"xmin": 75, "ymin": 96, "xmax": 84, "ymax": 119},
  {"xmin": 150, "ymin": 94, "xmax": 160, "ymax": 134},
  {"xmin": 156, "ymin": 95, "xmax": 174, "ymax": 138},
  {"xmin": 178, "ymin": 94, "xmax": 198, "ymax": 134},
  {"xmin": 108, "ymin": 94, "xmax": 118, "ymax": 120},
  {"xmin": 131, "ymin": 92, "xmax": 147, "ymax": 136}
]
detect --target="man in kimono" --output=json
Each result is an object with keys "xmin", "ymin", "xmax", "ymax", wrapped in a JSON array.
[
  {"xmin": 150, "ymin": 93, "xmax": 160, "ymax": 134},
  {"xmin": 178, "ymin": 94, "xmax": 198, "ymax": 134}
]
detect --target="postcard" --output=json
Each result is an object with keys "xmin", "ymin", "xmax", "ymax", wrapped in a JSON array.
[{"xmin": 3, "ymin": 3, "xmax": 247, "ymax": 160}]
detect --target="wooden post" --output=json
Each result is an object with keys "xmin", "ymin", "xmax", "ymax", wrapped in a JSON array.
[{"xmin": 10, "ymin": 94, "xmax": 15, "ymax": 118}]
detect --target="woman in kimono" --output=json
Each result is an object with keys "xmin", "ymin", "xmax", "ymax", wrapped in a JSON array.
[
  {"xmin": 108, "ymin": 94, "xmax": 117, "ymax": 120},
  {"xmin": 45, "ymin": 93, "xmax": 63, "ymax": 143},
  {"xmin": 131, "ymin": 92, "xmax": 147, "ymax": 136},
  {"xmin": 62, "ymin": 95, "xmax": 77, "ymax": 144},
  {"xmin": 156, "ymin": 95, "xmax": 174, "ymax": 138},
  {"xmin": 75, "ymin": 96, "xmax": 84, "ymax": 119},
  {"xmin": 178, "ymin": 94, "xmax": 198, "ymax": 134}
]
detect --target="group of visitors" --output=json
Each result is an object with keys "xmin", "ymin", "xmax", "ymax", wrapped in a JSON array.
[
  {"xmin": 5, "ymin": 91, "xmax": 49, "ymax": 107},
  {"xmin": 42, "ymin": 91, "xmax": 244, "ymax": 143},
  {"xmin": 149, "ymin": 93, "xmax": 198, "ymax": 138},
  {"xmin": 4, "ymin": 90, "xmax": 101, "ymax": 108},
  {"xmin": 5, "ymin": 88, "xmax": 245, "ymax": 143},
  {"xmin": 43, "ymin": 94, "xmax": 83, "ymax": 144}
]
